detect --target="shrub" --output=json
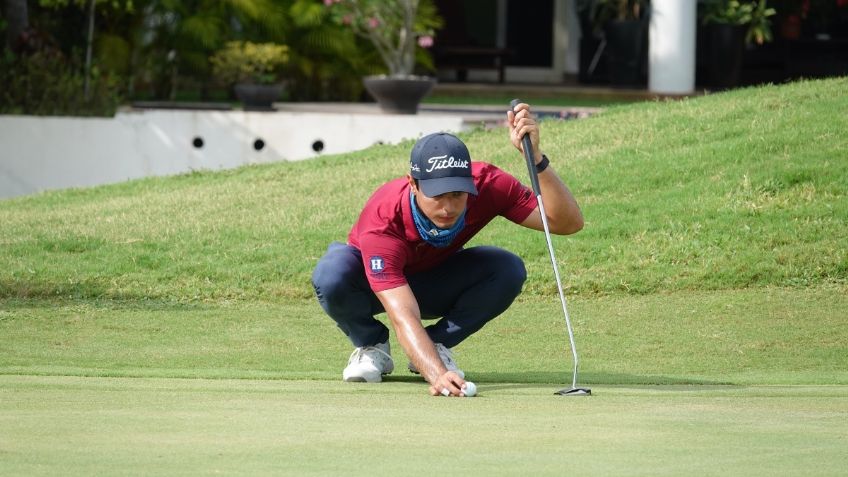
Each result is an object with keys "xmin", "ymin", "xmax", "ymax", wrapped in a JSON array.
[
  {"xmin": 209, "ymin": 41, "xmax": 290, "ymax": 86},
  {"xmin": 0, "ymin": 47, "xmax": 123, "ymax": 117}
]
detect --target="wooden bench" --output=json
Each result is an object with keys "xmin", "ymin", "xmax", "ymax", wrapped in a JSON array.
[{"xmin": 434, "ymin": 46, "xmax": 513, "ymax": 83}]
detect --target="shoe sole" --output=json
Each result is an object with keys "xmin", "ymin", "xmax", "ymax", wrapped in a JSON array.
[{"xmin": 343, "ymin": 370, "xmax": 393, "ymax": 383}]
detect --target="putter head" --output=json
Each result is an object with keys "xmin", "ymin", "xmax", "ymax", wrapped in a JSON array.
[{"xmin": 555, "ymin": 387, "xmax": 592, "ymax": 396}]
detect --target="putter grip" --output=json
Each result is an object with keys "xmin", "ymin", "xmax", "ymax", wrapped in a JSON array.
[{"xmin": 510, "ymin": 99, "xmax": 541, "ymax": 196}]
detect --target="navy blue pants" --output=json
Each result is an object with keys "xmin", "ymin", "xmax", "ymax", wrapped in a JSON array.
[{"xmin": 312, "ymin": 242, "xmax": 527, "ymax": 348}]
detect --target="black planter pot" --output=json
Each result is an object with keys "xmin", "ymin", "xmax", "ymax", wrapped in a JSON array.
[
  {"xmin": 605, "ymin": 19, "xmax": 646, "ymax": 87},
  {"xmin": 708, "ymin": 24, "xmax": 746, "ymax": 89},
  {"xmin": 234, "ymin": 83, "xmax": 283, "ymax": 111},
  {"xmin": 362, "ymin": 76, "xmax": 436, "ymax": 114}
]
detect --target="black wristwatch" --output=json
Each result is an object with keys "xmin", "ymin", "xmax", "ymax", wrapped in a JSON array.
[{"xmin": 535, "ymin": 154, "xmax": 550, "ymax": 173}]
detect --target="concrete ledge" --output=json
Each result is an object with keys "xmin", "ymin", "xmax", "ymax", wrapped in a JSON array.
[
  {"xmin": 0, "ymin": 109, "xmax": 464, "ymax": 199},
  {"xmin": 1, "ymin": 100, "xmax": 600, "ymax": 200},
  {"xmin": 272, "ymin": 101, "xmax": 598, "ymax": 130},
  {"xmin": 130, "ymin": 101, "xmax": 234, "ymax": 111},
  {"xmin": 431, "ymin": 81, "xmax": 701, "ymax": 101}
]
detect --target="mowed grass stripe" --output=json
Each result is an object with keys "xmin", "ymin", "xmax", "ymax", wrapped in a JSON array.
[
  {"xmin": 1, "ymin": 376, "xmax": 846, "ymax": 476},
  {"xmin": 2, "ymin": 286, "xmax": 845, "ymax": 385}
]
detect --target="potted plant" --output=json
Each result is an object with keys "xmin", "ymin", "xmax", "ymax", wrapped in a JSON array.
[
  {"xmin": 702, "ymin": 0, "xmax": 776, "ymax": 88},
  {"xmin": 325, "ymin": 0, "xmax": 442, "ymax": 114},
  {"xmin": 583, "ymin": 0, "xmax": 650, "ymax": 86},
  {"xmin": 210, "ymin": 41, "xmax": 290, "ymax": 111}
]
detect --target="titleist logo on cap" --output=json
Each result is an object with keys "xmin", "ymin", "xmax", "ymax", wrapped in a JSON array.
[
  {"xmin": 408, "ymin": 132, "xmax": 478, "ymax": 196},
  {"xmin": 426, "ymin": 155, "xmax": 469, "ymax": 173}
]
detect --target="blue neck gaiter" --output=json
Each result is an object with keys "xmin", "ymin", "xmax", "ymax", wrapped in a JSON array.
[{"xmin": 410, "ymin": 192, "xmax": 466, "ymax": 248}]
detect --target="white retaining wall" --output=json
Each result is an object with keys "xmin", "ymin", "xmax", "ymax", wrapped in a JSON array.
[{"xmin": 0, "ymin": 109, "xmax": 465, "ymax": 200}]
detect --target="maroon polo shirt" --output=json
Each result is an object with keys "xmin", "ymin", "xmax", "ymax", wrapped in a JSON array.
[{"xmin": 348, "ymin": 162, "xmax": 537, "ymax": 292}]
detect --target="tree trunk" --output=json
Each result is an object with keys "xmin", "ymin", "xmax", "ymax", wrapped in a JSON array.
[
  {"xmin": 84, "ymin": 0, "xmax": 96, "ymax": 101},
  {"xmin": 3, "ymin": 0, "xmax": 29, "ymax": 49}
]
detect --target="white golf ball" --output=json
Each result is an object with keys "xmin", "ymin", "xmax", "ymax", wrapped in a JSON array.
[{"xmin": 462, "ymin": 381, "xmax": 477, "ymax": 397}]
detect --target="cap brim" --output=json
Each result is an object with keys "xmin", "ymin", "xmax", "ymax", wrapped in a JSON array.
[{"xmin": 418, "ymin": 176, "xmax": 478, "ymax": 197}]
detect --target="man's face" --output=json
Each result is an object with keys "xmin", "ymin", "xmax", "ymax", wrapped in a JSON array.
[{"xmin": 408, "ymin": 176, "xmax": 469, "ymax": 229}]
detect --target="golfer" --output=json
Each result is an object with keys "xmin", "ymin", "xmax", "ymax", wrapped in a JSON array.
[{"xmin": 311, "ymin": 103, "xmax": 583, "ymax": 397}]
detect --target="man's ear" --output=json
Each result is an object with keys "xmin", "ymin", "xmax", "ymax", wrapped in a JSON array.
[{"xmin": 407, "ymin": 175, "xmax": 417, "ymax": 192}]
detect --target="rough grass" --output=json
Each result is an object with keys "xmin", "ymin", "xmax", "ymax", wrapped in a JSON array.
[{"xmin": 1, "ymin": 285, "xmax": 845, "ymax": 385}]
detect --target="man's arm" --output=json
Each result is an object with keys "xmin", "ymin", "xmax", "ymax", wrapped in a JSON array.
[
  {"xmin": 375, "ymin": 284, "xmax": 465, "ymax": 396},
  {"xmin": 517, "ymin": 165, "xmax": 583, "ymax": 235},
  {"xmin": 508, "ymin": 103, "xmax": 584, "ymax": 235}
]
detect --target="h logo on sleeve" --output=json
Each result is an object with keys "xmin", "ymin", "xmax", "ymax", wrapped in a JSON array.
[{"xmin": 369, "ymin": 256, "xmax": 385, "ymax": 275}]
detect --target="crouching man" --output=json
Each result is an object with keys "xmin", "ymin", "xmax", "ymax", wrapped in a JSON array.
[{"xmin": 312, "ymin": 103, "xmax": 583, "ymax": 397}]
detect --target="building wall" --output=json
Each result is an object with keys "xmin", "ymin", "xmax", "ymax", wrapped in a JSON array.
[{"xmin": 435, "ymin": 0, "xmax": 575, "ymax": 83}]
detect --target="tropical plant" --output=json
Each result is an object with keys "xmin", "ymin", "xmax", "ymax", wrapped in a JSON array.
[
  {"xmin": 98, "ymin": 0, "xmax": 289, "ymax": 100},
  {"xmin": 210, "ymin": 41, "xmax": 289, "ymax": 86},
  {"xmin": 0, "ymin": 48, "xmax": 122, "ymax": 116},
  {"xmin": 279, "ymin": 0, "xmax": 373, "ymax": 101},
  {"xmin": 324, "ymin": 0, "xmax": 442, "ymax": 77},
  {"xmin": 703, "ymin": 0, "xmax": 777, "ymax": 44}
]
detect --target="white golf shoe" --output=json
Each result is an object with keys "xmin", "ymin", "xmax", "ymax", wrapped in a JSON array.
[
  {"xmin": 408, "ymin": 343, "xmax": 465, "ymax": 379},
  {"xmin": 342, "ymin": 341, "xmax": 394, "ymax": 383}
]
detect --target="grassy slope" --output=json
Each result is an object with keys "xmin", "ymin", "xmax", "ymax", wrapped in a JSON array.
[{"xmin": 1, "ymin": 79, "xmax": 845, "ymax": 301}]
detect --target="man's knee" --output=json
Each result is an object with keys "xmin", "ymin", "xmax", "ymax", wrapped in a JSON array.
[
  {"xmin": 497, "ymin": 250, "xmax": 527, "ymax": 295},
  {"xmin": 476, "ymin": 247, "xmax": 526, "ymax": 292},
  {"xmin": 463, "ymin": 247, "xmax": 527, "ymax": 303}
]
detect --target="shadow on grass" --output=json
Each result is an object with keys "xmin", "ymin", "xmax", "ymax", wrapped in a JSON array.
[
  {"xmin": 446, "ymin": 371, "xmax": 732, "ymax": 387},
  {"xmin": 0, "ymin": 297, "xmax": 216, "ymax": 312},
  {"xmin": 383, "ymin": 372, "xmax": 735, "ymax": 395}
]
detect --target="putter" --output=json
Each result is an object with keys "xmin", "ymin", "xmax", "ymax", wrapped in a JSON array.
[{"xmin": 510, "ymin": 99, "xmax": 591, "ymax": 397}]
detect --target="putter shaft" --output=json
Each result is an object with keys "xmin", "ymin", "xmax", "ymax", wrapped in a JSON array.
[
  {"xmin": 535, "ymin": 195, "xmax": 580, "ymax": 390},
  {"xmin": 510, "ymin": 98, "xmax": 586, "ymax": 394}
]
